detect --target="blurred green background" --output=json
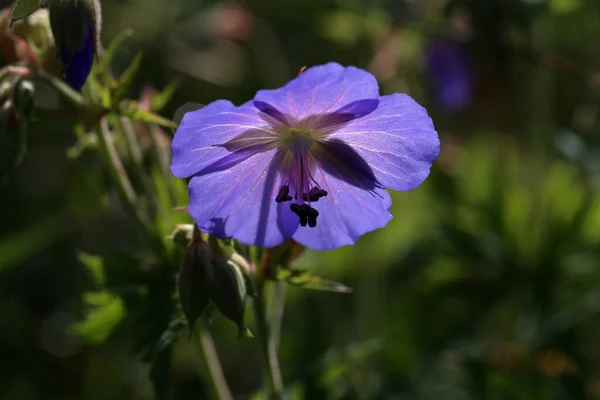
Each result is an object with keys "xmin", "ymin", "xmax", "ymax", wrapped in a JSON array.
[{"xmin": 2, "ymin": 0, "xmax": 600, "ymax": 398}]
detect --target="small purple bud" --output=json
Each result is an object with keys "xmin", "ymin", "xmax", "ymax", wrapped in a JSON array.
[{"xmin": 49, "ymin": 0, "xmax": 101, "ymax": 90}]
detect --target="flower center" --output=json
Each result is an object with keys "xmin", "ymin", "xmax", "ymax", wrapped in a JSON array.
[
  {"xmin": 281, "ymin": 128, "xmax": 317, "ymax": 148},
  {"xmin": 275, "ymin": 128, "xmax": 327, "ymax": 228}
]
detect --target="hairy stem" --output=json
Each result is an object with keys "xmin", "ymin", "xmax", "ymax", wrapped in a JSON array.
[
  {"xmin": 253, "ymin": 278, "xmax": 284, "ymax": 399},
  {"xmin": 147, "ymin": 122, "xmax": 179, "ymax": 206},
  {"xmin": 95, "ymin": 117, "xmax": 168, "ymax": 263},
  {"xmin": 269, "ymin": 281, "xmax": 286, "ymax": 347},
  {"xmin": 117, "ymin": 116, "xmax": 162, "ymax": 217},
  {"xmin": 195, "ymin": 321, "xmax": 234, "ymax": 400},
  {"xmin": 37, "ymin": 70, "xmax": 85, "ymax": 110}
]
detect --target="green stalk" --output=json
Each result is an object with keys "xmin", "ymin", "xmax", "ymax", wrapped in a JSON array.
[
  {"xmin": 195, "ymin": 320, "xmax": 234, "ymax": 400},
  {"xmin": 37, "ymin": 70, "xmax": 85, "ymax": 109},
  {"xmin": 117, "ymin": 116, "xmax": 162, "ymax": 218},
  {"xmin": 253, "ymin": 277, "xmax": 284, "ymax": 399},
  {"xmin": 268, "ymin": 281, "xmax": 286, "ymax": 347},
  {"xmin": 147, "ymin": 122, "xmax": 179, "ymax": 205},
  {"xmin": 94, "ymin": 117, "xmax": 168, "ymax": 264}
]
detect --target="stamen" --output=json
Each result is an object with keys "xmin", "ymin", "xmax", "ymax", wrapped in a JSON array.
[
  {"xmin": 290, "ymin": 203, "xmax": 308, "ymax": 227},
  {"xmin": 279, "ymin": 134, "xmax": 325, "ymax": 227},
  {"xmin": 290, "ymin": 203, "xmax": 319, "ymax": 227},
  {"xmin": 306, "ymin": 206, "xmax": 319, "ymax": 228},
  {"xmin": 275, "ymin": 185, "xmax": 292, "ymax": 203},
  {"xmin": 303, "ymin": 187, "xmax": 328, "ymax": 202}
]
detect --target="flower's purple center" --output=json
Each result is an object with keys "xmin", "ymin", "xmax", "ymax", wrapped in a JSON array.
[{"xmin": 274, "ymin": 128, "xmax": 327, "ymax": 228}]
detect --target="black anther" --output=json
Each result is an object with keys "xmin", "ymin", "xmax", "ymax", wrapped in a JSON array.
[
  {"xmin": 301, "ymin": 187, "xmax": 329, "ymax": 202},
  {"xmin": 290, "ymin": 203, "xmax": 308, "ymax": 226},
  {"xmin": 275, "ymin": 185, "xmax": 292, "ymax": 203},
  {"xmin": 290, "ymin": 203, "xmax": 319, "ymax": 228},
  {"xmin": 306, "ymin": 206, "xmax": 319, "ymax": 227}
]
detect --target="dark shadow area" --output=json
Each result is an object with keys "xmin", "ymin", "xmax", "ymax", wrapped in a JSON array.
[
  {"xmin": 318, "ymin": 139, "xmax": 382, "ymax": 192},
  {"xmin": 205, "ymin": 217, "xmax": 229, "ymax": 238}
]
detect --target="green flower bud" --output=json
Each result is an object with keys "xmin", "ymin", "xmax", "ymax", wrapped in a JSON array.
[
  {"xmin": 177, "ymin": 226, "xmax": 210, "ymax": 330},
  {"xmin": 209, "ymin": 251, "xmax": 253, "ymax": 339},
  {"xmin": 177, "ymin": 230, "xmax": 254, "ymax": 338}
]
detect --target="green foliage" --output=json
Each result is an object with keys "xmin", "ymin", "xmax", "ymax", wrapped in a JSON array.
[
  {"xmin": 8, "ymin": 0, "xmax": 42, "ymax": 25},
  {"xmin": 275, "ymin": 267, "xmax": 352, "ymax": 293},
  {"xmin": 151, "ymin": 78, "xmax": 181, "ymax": 112},
  {"xmin": 111, "ymin": 52, "xmax": 143, "ymax": 104},
  {"xmin": 71, "ymin": 291, "xmax": 125, "ymax": 343}
]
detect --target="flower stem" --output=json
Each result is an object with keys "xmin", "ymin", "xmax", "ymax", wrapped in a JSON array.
[
  {"xmin": 253, "ymin": 278, "xmax": 284, "ymax": 399},
  {"xmin": 195, "ymin": 320, "xmax": 234, "ymax": 400},
  {"xmin": 94, "ymin": 117, "xmax": 168, "ymax": 264},
  {"xmin": 269, "ymin": 281, "xmax": 286, "ymax": 347},
  {"xmin": 117, "ymin": 116, "xmax": 162, "ymax": 218},
  {"xmin": 147, "ymin": 122, "xmax": 179, "ymax": 206},
  {"xmin": 37, "ymin": 70, "xmax": 85, "ymax": 110}
]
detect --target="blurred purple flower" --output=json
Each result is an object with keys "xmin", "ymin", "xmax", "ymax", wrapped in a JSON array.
[
  {"xmin": 171, "ymin": 63, "xmax": 439, "ymax": 250},
  {"xmin": 425, "ymin": 36, "xmax": 474, "ymax": 111}
]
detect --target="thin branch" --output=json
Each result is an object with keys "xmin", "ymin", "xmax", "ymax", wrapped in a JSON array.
[{"xmin": 195, "ymin": 320, "xmax": 234, "ymax": 400}]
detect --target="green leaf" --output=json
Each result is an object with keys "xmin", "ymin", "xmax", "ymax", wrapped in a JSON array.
[
  {"xmin": 9, "ymin": 0, "xmax": 41, "ymax": 25},
  {"xmin": 97, "ymin": 29, "xmax": 134, "ymax": 78},
  {"xmin": 127, "ymin": 109, "xmax": 175, "ymax": 130},
  {"xmin": 275, "ymin": 267, "xmax": 353, "ymax": 293},
  {"xmin": 156, "ymin": 318, "xmax": 186, "ymax": 354},
  {"xmin": 112, "ymin": 53, "xmax": 143, "ymax": 104},
  {"xmin": 151, "ymin": 78, "xmax": 182, "ymax": 112},
  {"xmin": 77, "ymin": 252, "xmax": 105, "ymax": 285},
  {"xmin": 71, "ymin": 291, "xmax": 126, "ymax": 343},
  {"xmin": 88, "ymin": 71, "xmax": 111, "ymax": 109}
]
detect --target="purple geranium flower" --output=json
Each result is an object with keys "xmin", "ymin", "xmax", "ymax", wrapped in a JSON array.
[{"xmin": 171, "ymin": 63, "xmax": 439, "ymax": 250}]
